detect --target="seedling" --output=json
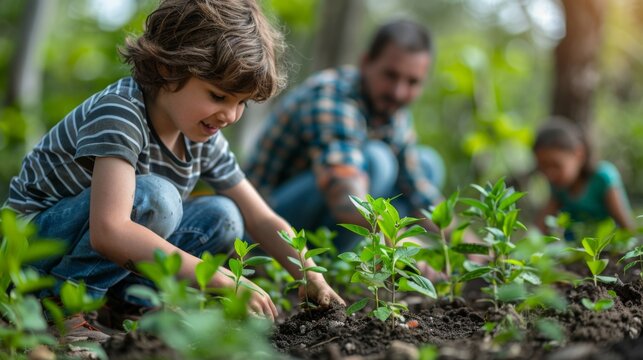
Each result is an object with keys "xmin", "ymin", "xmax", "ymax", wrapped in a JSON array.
[
  {"xmin": 0, "ymin": 209, "xmax": 106, "ymax": 357},
  {"xmin": 421, "ymin": 191, "xmax": 467, "ymax": 301},
  {"xmin": 305, "ymin": 227, "xmax": 354, "ymax": 288},
  {"xmin": 279, "ymin": 228, "xmax": 329, "ymax": 308},
  {"xmin": 226, "ymin": 239, "xmax": 273, "ymax": 296},
  {"xmin": 129, "ymin": 247, "xmax": 279, "ymax": 359},
  {"xmin": 567, "ymin": 234, "xmax": 616, "ymax": 287},
  {"xmin": 339, "ymin": 195, "xmax": 436, "ymax": 324},
  {"xmin": 618, "ymin": 245, "xmax": 643, "ymax": 279},
  {"xmin": 581, "ymin": 297, "xmax": 614, "ymax": 312},
  {"xmin": 457, "ymin": 179, "xmax": 539, "ymax": 309}
]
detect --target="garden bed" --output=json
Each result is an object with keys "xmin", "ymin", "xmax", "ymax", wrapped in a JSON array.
[{"xmin": 268, "ymin": 279, "xmax": 643, "ymax": 360}]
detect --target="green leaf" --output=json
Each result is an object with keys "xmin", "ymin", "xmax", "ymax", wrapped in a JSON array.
[
  {"xmin": 245, "ymin": 256, "xmax": 273, "ymax": 266},
  {"xmin": 581, "ymin": 238, "xmax": 597, "ymax": 257},
  {"xmin": 304, "ymin": 248, "xmax": 330, "ymax": 259},
  {"xmin": 234, "ymin": 238, "xmax": 248, "ymax": 258},
  {"xmin": 278, "ymin": 230, "xmax": 293, "ymax": 245},
  {"xmin": 287, "ymin": 256, "xmax": 302, "ymax": 268},
  {"xmin": 195, "ymin": 261, "xmax": 217, "ymax": 290},
  {"xmin": 623, "ymin": 260, "xmax": 643, "ymax": 272},
  {"xmin": 338, "ymin": 223, "xmax": 371, "ymax": 237},
  {"xmin": 304, "ymin": 266, "xmax": 327, "ymax": 273},
  {"xmin": 458, "ymin": 267, "xmax": 493, "ymax": 282},
  {"xmin": 429, "ymin": 201, "xmax": 451, "ymax": 229},
  {"xmin": 398, "ymin": 275, "xmax": 437, "ymax": 299},
  {"xmin": 228, "ymin": 258, "xmax": 242, "ymax": 278},
  {"xmin": 346, "ymin": 298, "xmax": 369, "ymax": 315},
  {"xmin": 536, "ymin": 319, "xmax": 564, "ymax": 342},
  {"xmin": 459, "ymin": 197, "xmax": 489, "ymax": 213},
  {"xmin": 348, "ymin": 195, "xmax": 372, "ymax": 220},
  {"xmin": 373, "ymin": 306, "xmax": 392, "ymax": 322},
  {"xmin": 497, "ymin": 283, "xmax": 527, "ymax": 302},
  {"xmin": 125, "ymin": 285, "xmax": 161, "ymax": 307},
  {"xmin": 398, "ymin": 225, "xmax": 428, "ymax": 241},
  {"xmin": 452, "ymin": 243, "xmax": 490, "ymax": 255},
  {"xmin": 594, "ymin": 298, "xmax": 614, "ymax": 311},
  {"xmin": 619, "ymin": 247, "xmax": 643, "ymax": 262},
  {"xmin": 470, "ymin": 184, "xmax": 489, "ymax": 196},
  {"xmin": 22, "ymin": 239, "xmax": 67, "ymax": 264},
  {"xmin": 338, "ymin": 252, "xmax": 360, "ymax": 263},
  {"xmin": 164, "ymin": 252, "xmax": 182, "ymax": 276},
  {"xmin": 586, "ymin": 259, "xmax": 608, "ymax": 276},
  {"xmin": 595, "ymin": 275, "xmax": 617, "ymax": 283},
  {"xmin": 498, "ymin": 191, "xmax": 525, "ymax": 210},
  {"xmin": 519, "ymin": 272, "xmax": 542, "ymax": 285}
]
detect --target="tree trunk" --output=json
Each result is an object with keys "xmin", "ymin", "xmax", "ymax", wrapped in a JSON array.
[
  {"xmin": 311, "ymin": 0, "xmax": 365, "ymax": 71},
  {"xmin": 552, "ymin": 0, "xmax": 606, "ymax": 128}
]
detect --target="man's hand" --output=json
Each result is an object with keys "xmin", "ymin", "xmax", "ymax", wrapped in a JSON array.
[{"xmin": 298, "ymin": 274, "xmax": 345, "ymax": 307}]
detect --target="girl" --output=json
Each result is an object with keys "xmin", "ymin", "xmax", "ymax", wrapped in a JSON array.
[{"xmin": 533, "ymin": 117, "xmax": 634, "ymax": 235}]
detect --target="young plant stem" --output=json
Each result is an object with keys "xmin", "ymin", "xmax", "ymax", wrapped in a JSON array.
[
  {"xmin": 440, "ymin": 229, "xmax": 454, "ymax": 302},
  {"xmin": 299, "ymin": 251, "xmax": 309, "ymax": 306}
]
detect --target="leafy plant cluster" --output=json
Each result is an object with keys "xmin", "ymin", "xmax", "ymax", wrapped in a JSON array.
[
  {"xmin": 338, "ymin": 195, "xmax": 437, "ymax": 324},
  {"xmin": 0, "ymin": 210, "xmax": 106, "ymax": 359}
]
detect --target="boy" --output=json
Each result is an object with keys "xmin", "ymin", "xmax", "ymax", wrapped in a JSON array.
[{"xmin": 5, "ymin": 0, "xmax": 343, "ymax": 341}]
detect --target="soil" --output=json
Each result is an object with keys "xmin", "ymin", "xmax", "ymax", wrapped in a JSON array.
[
  {"xmin": 270, "ymin": 280, "xmax": 643, "ymax": 360},
  {"xmin": 61, "ymin": 263, "xmax": 643, "ymax": 360}
]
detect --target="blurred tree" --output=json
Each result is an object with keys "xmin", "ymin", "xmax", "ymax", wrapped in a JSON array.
[
  {"xmin": 552, "ymin": 0, "xmax": 605, "ymax": 127},
  {"xmin": 311, "ymin": 0, "xmax": 365, "ymax": 72}
]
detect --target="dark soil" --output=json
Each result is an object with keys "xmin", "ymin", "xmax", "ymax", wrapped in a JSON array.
[
  {"xmin": 103, "ymin": 331, "xmax": 177, "ymax": 360},
  {"xmin": 271, "ymin": 280, "xmax": 643, "ymax": 360}
]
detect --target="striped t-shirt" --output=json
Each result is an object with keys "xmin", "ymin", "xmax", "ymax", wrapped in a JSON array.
[{"xmin": 6, "ymin": 77, "xmax": 244, "ymax": 218}]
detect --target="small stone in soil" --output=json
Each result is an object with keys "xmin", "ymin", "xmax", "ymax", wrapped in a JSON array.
[{"xmin": 300, "ymin": 325, "xmax": 306, "ymax": 334}]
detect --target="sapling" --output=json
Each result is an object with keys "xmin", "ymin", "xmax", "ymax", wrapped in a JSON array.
[
  {"xmin": 339, "ymin": 195, "xmax": 436, "ymax": 324},
  {"xmin": 581, "ymin": 297, "xmax": 614, "ymax": 312},
  {"xmin": 278, "ymin": 228, "xmax": 329, "ymax": 308},
  {"xmin": 618, "ymin": 245, "xmax": 643, "ymax": 279},
  {"xmin": 421, "ymin": 191, "xmax": 463, "ymax": 301},
  {"xmin": 567, "ymin": 234, "xmax": 616, "ymax": 287},
  {"xmin": 457, "ymin": 178, "xmax": 536, "ymax": 309},
  {"xmin": 0, "ymin": 210, "xmax": 105, "ymax": 357},
  {"xmin": 129, "ymin": 247, "xmax": 280, "ymax": 359},
  {"xmin": 226, "ymin": 238, "xmax": 273, "ymax": 296}
]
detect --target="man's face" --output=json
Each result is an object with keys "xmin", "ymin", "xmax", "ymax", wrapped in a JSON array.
[{"xmin": 361, "ymin": 43, "xmax": 431, "ymax": 117}]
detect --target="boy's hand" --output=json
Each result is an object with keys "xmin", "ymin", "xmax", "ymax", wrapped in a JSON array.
[
  {"xmin": 243, "ymin": 278, "xmax": 278, "ymax": 321},
  {"xmin": 299, "ymin": 274, "xmax": 345, "ymax": 307}
]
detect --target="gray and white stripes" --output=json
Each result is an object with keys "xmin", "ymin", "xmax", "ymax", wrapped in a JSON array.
[{"xmin": 7, "ymin": 77, "xmax": 244, "ymax": 217}]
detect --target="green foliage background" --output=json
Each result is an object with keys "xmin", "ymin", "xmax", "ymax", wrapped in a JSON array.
[{"xmin": 1, "ymin": 0, "xmax": 642, "ymax": 216}]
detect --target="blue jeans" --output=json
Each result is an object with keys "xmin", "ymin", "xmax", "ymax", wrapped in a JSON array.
[
  {"xmin": 268, "ymin": 140, "xmax": 444, "ymax": 252},
  {"xmin": 31, "ymin": 175, "xmax": 243, "ymax": 304}
]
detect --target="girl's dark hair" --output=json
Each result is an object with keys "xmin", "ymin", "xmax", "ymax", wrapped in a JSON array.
[
  {"xmin": 366, "ymin": 19, "xmax": 432, "ymax": 60},
  {"xmin": 120, "ymin": 0, "xmax": 287, "ymax": 101},
  {"xmin": 533, "ymin": 116, "xmax": 597, "ymax": 179}
]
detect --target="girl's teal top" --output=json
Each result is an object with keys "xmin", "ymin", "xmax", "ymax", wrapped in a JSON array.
[{"xmin": 551, "ymin": 161, "xmax": 629, "ymax": 222}]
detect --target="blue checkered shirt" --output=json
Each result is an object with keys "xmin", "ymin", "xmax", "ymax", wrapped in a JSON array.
[{"xmin": 244, "ymin": 66, "xmax": 441, "ymax": 211}]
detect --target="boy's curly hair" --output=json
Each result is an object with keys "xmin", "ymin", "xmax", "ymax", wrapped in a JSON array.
[{"xmin": 120, "ymin": 0, "xmax": 287, "ymax": 101}]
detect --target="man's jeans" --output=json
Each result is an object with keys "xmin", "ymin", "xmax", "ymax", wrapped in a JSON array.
[
  {"xmin": 31, "ymin": 175, "xmax": 243, "ymax": 304},
  {"xmin": 268, "ymin": 140, "xmax": 444, "ymax": 252}
]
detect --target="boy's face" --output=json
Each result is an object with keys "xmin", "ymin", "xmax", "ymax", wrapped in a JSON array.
[
  {"xmin": 535, "ymin": 147, "xmax": 585, "ymax": 188},
  {"xmin": 154, "ymin": 77, "xmax": 251, "ymax": 143},
  {"xmin": 360, "ymin": 43, "xmax": 431, "ymax": 118}
]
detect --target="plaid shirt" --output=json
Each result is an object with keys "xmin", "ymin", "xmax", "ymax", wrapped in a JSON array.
[{"xmin": 244, "ymin": 66, "xmax": 441, "ymax": 210}]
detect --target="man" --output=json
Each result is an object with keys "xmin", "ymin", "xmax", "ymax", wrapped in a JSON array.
[{"xmin": 245, "ymin": 20, "xmax": 445, "ymax": 251}]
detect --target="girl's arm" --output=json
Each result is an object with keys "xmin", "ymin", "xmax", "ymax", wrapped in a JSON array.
[
  {"xmin": 221, "ymin": 179, "xmax": 345, "ymax": 306},
  {"xmin": 536, "ymin": 197, "xmax": 560, "ymax": 234},
  {"xmin": 605, "ymin": 187, "xmax": 635, "ymax": 231},
  {"xmin": 90, "ymin": 157, "xmax": 277, "ymax": 319}
]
